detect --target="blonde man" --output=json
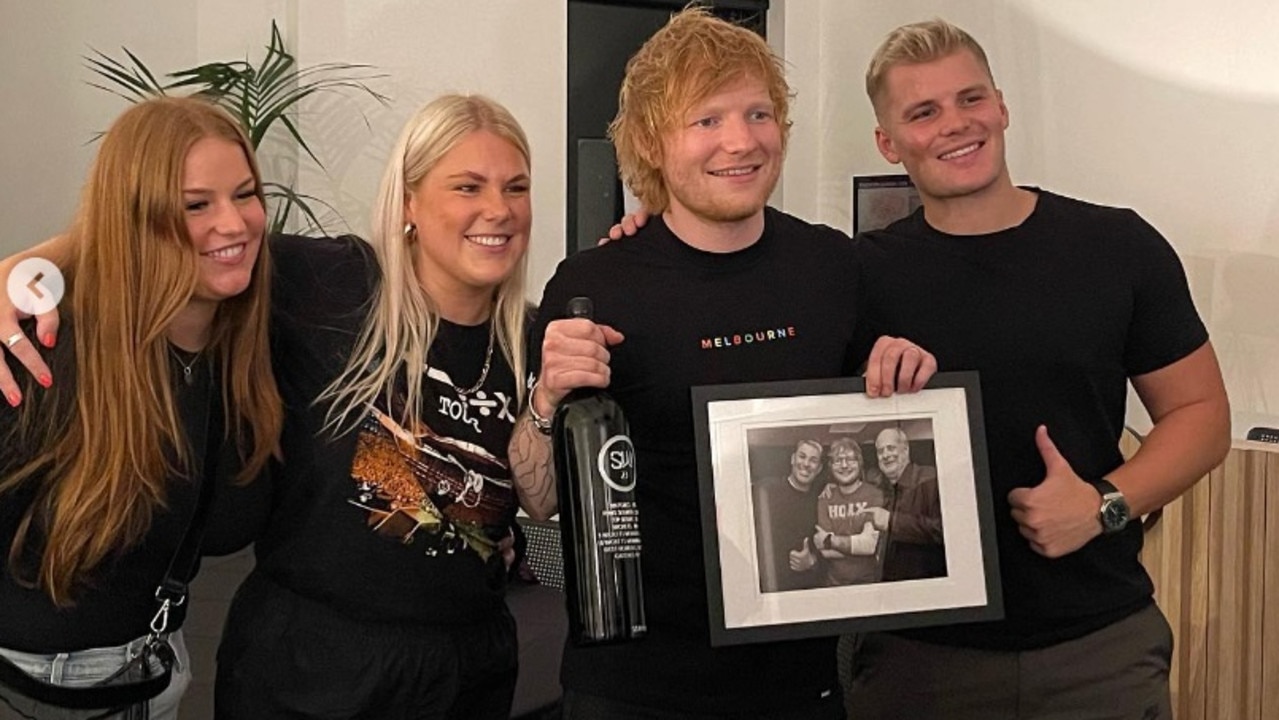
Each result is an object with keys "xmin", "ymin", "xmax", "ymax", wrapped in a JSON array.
[
  {"xmin": 847, "ymin": 19, "xmax": 1229, "ymax": 719},
  {"xmin": 510, "ymin": 8, "xmax": 934, "ymax": 719},
  {"xmin": 753, "ymin": 438, "xmax": 826, "ymax": 593}
]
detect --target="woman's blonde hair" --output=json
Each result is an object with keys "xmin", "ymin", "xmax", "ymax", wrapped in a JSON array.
[
  {"xmin": 323, "ymin": 94, "xmax": 530, "ymax": 434},
  {"xmin": 609, "ymin": 6, "xmax": 791, "ymax": 214},
  {"xmin": 1, "ymin": 96, "xmax": 282, "ymax": 605}
]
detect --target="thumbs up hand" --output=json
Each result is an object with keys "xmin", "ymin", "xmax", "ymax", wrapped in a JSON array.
[
  {"xmin": 848, "ymin": 522, "xmax": 881, "ymax": 556},
  {"xmin": 1007, "ymin": 425, "xmax": 1102, "ymax": 559},
  {"xmin": 789, "ymin": 537, "xmax": 818, "ymax": 571}
]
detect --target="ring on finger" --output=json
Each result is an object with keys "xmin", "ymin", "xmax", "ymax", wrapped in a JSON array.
[{"xmin": 4, "ymin": 332, "xmax": 26, "ymax": 349}]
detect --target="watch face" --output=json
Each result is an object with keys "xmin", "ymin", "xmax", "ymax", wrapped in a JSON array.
[{"xmin": 1101, "ymin": 497, "xmax": 1130, "ymax": 531}]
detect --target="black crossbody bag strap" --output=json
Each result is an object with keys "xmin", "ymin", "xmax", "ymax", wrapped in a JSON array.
[
  {"xmin": 0, "ymin": 383, "xmax": 225, "ymax": 713},
  {"xmin": 152, "ymin": 383, "xmax": 225, "ymax": 638}
]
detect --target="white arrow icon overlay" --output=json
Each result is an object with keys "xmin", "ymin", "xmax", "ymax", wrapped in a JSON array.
[{"xmin": 7, "ymin": 258, "xmax": 65, "ymax": 316}]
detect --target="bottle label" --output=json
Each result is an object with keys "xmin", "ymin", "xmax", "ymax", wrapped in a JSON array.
[
  {"xmin": 597, "ymin": 435, "xmax": 637, "ymax": 493},
  {"xmin": 599, "ymin": 500, "xmax": 642, "ymax": 559}
]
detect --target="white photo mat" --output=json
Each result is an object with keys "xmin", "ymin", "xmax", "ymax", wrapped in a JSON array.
[{"xmin": 692, "ymin": 372, "xmax": 1002, "ymax": 646}]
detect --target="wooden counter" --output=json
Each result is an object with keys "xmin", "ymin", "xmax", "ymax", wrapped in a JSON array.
[{"xmin": 1135, "ymin": 440, "xmax": 1279, "ymax": 720}]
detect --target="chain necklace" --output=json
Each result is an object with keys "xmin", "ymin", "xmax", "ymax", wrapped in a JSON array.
[
  {"xmin": 168, "ymin": 344, "xmax": 202, "ymax": 386},
  {"xmin": 451, "ymin": 328, "xmax": 494, "ymax": 396}
]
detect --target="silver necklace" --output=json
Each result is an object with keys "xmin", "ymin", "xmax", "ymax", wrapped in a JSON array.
[
  {"xmin": 168, "ymin": 345, "xmax": 202, "ymax": 386},
  {"xmin": 452, "ymin": 329, "xmax": 494, "ymax": 396}
]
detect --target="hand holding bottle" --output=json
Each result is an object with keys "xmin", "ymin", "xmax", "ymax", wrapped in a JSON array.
[
  {"xmin": 537, "ymin": 312, "xmax": 624, "ymax": 413},
  {"xmin": 551, "ymin": 297, "xmax": 647, "ymax": 645}
]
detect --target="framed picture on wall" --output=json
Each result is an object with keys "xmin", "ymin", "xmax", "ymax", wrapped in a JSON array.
[
  {"xmin": 852, "ymin": 173, "xmax": 921, "ymax": 235},
  {"xmin": 690, "ymin": 372, "xmax": 1002, "ymax": 647}
]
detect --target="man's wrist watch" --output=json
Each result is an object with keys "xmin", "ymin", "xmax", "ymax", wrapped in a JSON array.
[
  {"xmin": 527, "ymin": 380, "xmax": 554, "ymax": 436},
  {"xmin": 1092, "ymin": 477, "xmax": 1131, "ymax": 534}
]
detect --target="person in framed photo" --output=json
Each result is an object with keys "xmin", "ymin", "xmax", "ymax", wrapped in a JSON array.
[
  {"xmin": 808, "ymin": 438, "xmax": 887, "ymax": 587},
  {"xmin": 845, "ymin": 18, "xmax": 1231, "ymax": 720},
  {"xmin": 752, "ymin": 438, "xmax": 827, "ymax": 593},
  {"xmin": 868, "ymin": 426, "xmax": 944, "ymax": 582}
]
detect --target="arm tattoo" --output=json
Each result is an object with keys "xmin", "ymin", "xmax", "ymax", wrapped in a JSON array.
[{"xmin": 510, "ymin": 413, "xmax": 557, "ymax": 518}]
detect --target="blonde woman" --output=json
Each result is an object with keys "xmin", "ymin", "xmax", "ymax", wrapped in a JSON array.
[
  {"xmin": 213, "ymin": 94, "xmax": 531, "ymax": 719},
  {"xmin": 0, "ymin": 97, "xmax": 281, "ymax": 719}
]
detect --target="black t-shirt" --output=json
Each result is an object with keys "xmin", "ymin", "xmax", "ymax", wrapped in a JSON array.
[
  {"xmin": 752, "ymin": 477, "xmax": 823, "ymax": 593},
  {"xmin": 253, "ymin": 234, "xmax": 520, "ymax": 626},
  {"xmin": 853, "ymin": 189, "xmax": 1208, "ymax": 650},
  {"xmin": 531, "ymin": 208, "xmax": 860, "ymax": 714},
  {"xmin": 0, "ymin": 323, "xmax": 263, "ymax": 652}
]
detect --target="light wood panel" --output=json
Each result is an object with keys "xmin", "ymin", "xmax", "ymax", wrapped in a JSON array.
[
  {"xmin": 1139, "ymin": 444, "xmax": 1278, "ymax": 720},
  {"xmin": 1263, "ymin": 452, "xmax": 1279, "ymax": 720}
]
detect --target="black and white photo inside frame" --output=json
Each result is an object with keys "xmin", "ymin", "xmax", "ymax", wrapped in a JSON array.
[{"xmin": 692, "ymin": 372, "xmax": 1003, "ymax": 647}]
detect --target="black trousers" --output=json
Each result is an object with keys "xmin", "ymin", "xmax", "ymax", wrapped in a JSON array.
[
  {"xmin": 562, "ymin": 689, "xmax": 846, "ymax": 720},
  {"xmin": 215, "ymin": 572, "xmax": 517, "ymax": 720}
]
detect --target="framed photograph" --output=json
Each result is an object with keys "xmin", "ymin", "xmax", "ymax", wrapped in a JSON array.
[
  {"xmin": 852, "ymin": 173, "xmax": 921, "ymax": 235},
  {"xmin": 691, "ymin": 372, "xmax": 1001, "ymax": 647}
]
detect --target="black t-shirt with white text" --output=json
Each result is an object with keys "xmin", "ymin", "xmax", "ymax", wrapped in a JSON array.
[
  {"xmin": 252, "ymin": 234, "xmax": 519, "ymax": 626},
  {"xmin": 532, "ymin": 208, "xmax": 860, "ymax": 714}
]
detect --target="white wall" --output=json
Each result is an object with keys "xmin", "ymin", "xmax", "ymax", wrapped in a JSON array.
[
  {"xmin": 291, "ymin": 0, "xmax": 566, "ymax": 293},
  {"xmin": 4, "ymin": 0, "xmax": 1274, "ymax": 436},
  {"xmin": 776, "ymin": 0, "xmax": 1279, "ymax": 438},
  {"xmin": 0, "ymin": 0, "xmax": 299, "ymax": 245},
  {"xmin": 1, "ymin": 1, "xmax": 194, "ymax": 246},
  {"xmin": 0, "ymin": 0, "xmax": 567, "ymax": 293}
]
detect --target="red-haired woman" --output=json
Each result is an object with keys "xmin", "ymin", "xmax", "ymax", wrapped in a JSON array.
[{"xmin": 0, "ymin": 97, "xmax": 281, "ymax": 719}]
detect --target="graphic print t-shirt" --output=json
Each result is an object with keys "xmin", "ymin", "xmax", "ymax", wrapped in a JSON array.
[
  {"xmin": 348, "ymin": 319, "xmax": 520, "ymax": 562},
  {"xmin": 815, "ymin": 480, "xmax": 885, "ymax": 585},
  {"xmin": 255, "ymin": 234, "xmax": 521, "ymax": 625}
]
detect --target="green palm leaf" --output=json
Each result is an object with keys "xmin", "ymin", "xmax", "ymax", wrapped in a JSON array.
[
  {"xmin": 263, "ymin": 182, "xmax": 345, "ymax": 236},
  {"xmin": 84, "ymin": 19, "xmax": 388, "ymax": 235}
]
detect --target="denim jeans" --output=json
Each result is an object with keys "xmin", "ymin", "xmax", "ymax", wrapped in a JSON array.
[{"xmin": 0, "ymin": 631, "xmax": 190, "ymax": 720}]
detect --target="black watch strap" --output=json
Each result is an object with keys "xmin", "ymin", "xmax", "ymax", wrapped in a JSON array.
[
  {"xmin": 1092, "ymin": 477, "xmax": 1120, "ymax": 497},
  {"xmin": 1091, "ymin": 476, "xmax": 1130, "ymax": 534}
]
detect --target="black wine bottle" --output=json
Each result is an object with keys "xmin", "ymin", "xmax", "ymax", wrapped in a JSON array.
[{"xmin": 552, "ymin": 296, "xmax": 647, "ymax": 645}]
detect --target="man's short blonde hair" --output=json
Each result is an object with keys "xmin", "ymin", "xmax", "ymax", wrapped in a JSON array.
[
  {"xmin": 609, "ymin": 6, "xmax": 791, "ymax": 213},
  {"xmin": 865, "ymin": 19, "xmax": 994, "ymax": 118}
]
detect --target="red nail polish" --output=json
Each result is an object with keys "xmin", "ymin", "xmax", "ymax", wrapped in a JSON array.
[
  {"xmin": 5, "ymin": 392, "xmax": 19, "ymax": 407},
  {"xmin": 42, "ymin": 334, "xmax": 55, "ymax": 348},
  {"xmin": 37, "ymin": 374, "xmax": 52, "ymax": 388}
]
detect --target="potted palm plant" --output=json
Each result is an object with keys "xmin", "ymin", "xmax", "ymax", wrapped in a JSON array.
[{"xmin": 85, "ymin": 20, "xmax": 389, "ymax": 234}]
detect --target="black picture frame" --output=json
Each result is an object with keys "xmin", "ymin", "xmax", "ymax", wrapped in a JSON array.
[{"xmin": 691, "ymin": 372, "xmax": 1002, "ymax": 647}]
